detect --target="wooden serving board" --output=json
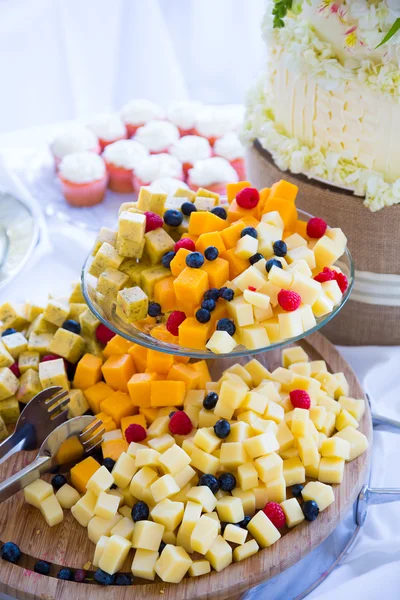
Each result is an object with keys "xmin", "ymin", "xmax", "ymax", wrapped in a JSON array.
[{"xmin": 0, "ymin": 332, "xmax": 372, "ymax": 600}]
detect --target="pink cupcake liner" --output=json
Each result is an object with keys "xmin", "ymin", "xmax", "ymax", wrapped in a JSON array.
[
  {"xmin": 105, "ymin": 161, "xmax": 134, "ymax": 193},
  {"xmin": 177, "ymin": 126, "xmax": 196, "ymax": 136},
  {"xmin": 230, "ymin": 157, "xmax": 246, "ymax": 181},
  {"xmin": 98, "ymin": 132, "xmax": 127, "ymax": 151},
  {"xmin": 186, "ymin": 177, "xmax": 228, "ymax": 196},
  {"xmin": 52, "ymin": 144, "xmax": 101, "ymax": 171},
  {"xmin": 59, "ymin": 174, "xmax": 108, "ymax": 207},
  {"xmin": 192, "ymin": 128, "xmax": 219, "ymax": 146}
]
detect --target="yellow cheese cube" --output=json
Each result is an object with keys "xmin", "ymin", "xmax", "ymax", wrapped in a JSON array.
[
  {"xmin": 86, "ymin": 465, "xmax": 114, "ymax": 495},
  {"xmin": 43, "ymin": 299, "xmax": 70, "ymax": 327},
  {"xmin": 197, "ymin": 408, "xmax": 220, "ymax": 428},
  {"xmin": 186, "ymin": 486, "xmax": 217, "ymax": 513},
  {"xmin": 266, "ymin": 475, "xmax": 286, "ymax": 503},
  {"xmin": 220, "ymin": 442, "xmax": 249, "ymax": 469},
  {"xmin": 302, "ymin": 481, "xmax": 335, "ymax": 511},
  {"xmin": 191, "ymin": 514, "xmax": 219, "ymax": 554},
  {"xmin": 237, "ymin": 462, "xmax": 259, "ymax": 491},
  {"xmin": 224, "ymin": 523, "xmax": 247, "ymax": 545},
  {"xmin": 188, "ymin": 560, "xmax": 211, "ymax": 577},
  {"xmin": 233, "ymin": 266, "xmax": 266, "ymax": 292},
  {"xmin": 205, "ymin": 535, "xmax": 232, "ymax": 572},
  {"xmin": 132, "ymin": 520, "xmax": 165, "ymax": 551},
  {"xmin": 240, "ymin": 324, "xmax": 270, "ymax": 351},
  {"xmin": 227, "ymin": 296, "xmax": 254, "ymax": 327},
  {"xmin": 56, "ymin": 484, "xmax": 80, "ymax": 509},
  {"xmin": 0, "ymin": 367, "xmax": 19, "ymax": 401},
  {"xmin": 40, "ymin": 493, "xmax": 64, "ymax": 527},
  {"xmin": 319, "ymin": 457, "xmax": 345, "ymax": 484},
  {"xmin": 281, "ymin": 498, "xmax": 305, "ymax": 528},
  {"xmin": 310, "ymin": 406, "xmax": 327, "ymax": 431},
  {"xmin": 334, "ymin": 373, "xmax": 350, "ymax": 399},
  {"xmin": 193, "ymin": 427, "xmax": 222, "ymax": 453},
  {"xmin": 49, "ymin": 328, "xmax": 85, "ymax": 363},
  {"xmin": 0, "ymin": 342, "xmax": 14, "ymax": 368},
  {"xmin": 174, "ymin": 465, "xmax": 196, "ymax": 490},
  {"xmin": 254, "ymin": 452, "xmax": 283, "ymax": 483},
  {"xmin": 278, "ymin": 311, "xmax": 304, "ymax": 340},
  {"xmin": 158, "ymin": 444, "xmax": 191, "ymax": 475},
  {"xmin": 147, "ymin": 434, "xmax": 175, "ymax": 453},
  {"xmin": 155, "ymin": 544, "xmax": 192, "ymax": 583},
  {"xmin": 297, "ymin": 435, "xmax": 320, "ymax": 467},
  {"xmin": 253, "ymin": 484, "xmax": 269, "ymax": 509},
  {"xmin": 130, "ymin": 467, "xmax": 158, "ymax": 502},
  {"xmin": 289, "ymin": 362, "xmax": 311, "ymax": 377},
  {"xmin": 243, "ymin": 432, "xmax": 279, "ymax": 459},
  {"xmin": 264, "ymin": 400, "xmax": 285, "ymax": 424},
  {"xmin": 24, "ymin": 479, "xmax": 53, "ymax": 508},
  {"xmin": 151, "ymin": 474, "xmax": 180, "ymax": 503},
  {"xmin": 110, "ymin": 516, "xmax": 135, "ymax": 539},
  {"xmin": 233, "ymin": 539, "xmax": 259, "ymax": 562},
  {"xmin": 336, "ymin": 409, "xmax": 359, "ymax": 431},
  {"xmin": 99, "ymin": 534, "xmax": 131, "ymax": 575},
  {"xmin": 291, "ymin": 407, "xmax": 309, "ymax": 437},
  {"xmin": 339, "ymin": 396, "xmax": 365, "ymax": 421},
  {"xmin": 227, "ymin": 421, "xmax": 253, "ymax": 442},
  {"xmin": 283, "ymin": 457, "xmax": 306, "ymax": 486},
  {"xmin": 320, "ymin": 437, "xmax": 350, "ymax": 460},
  {"xmin": 243, "ymin": 359, "xmax": 270, "ymax": 386},
  {"xmin": 16, "ymin": 368, "xmax": 42, "ymax": 403},
  {"xmin": 94, "ymin": 491, "xmax": 120, "ymax": 520},
  {"xmin": 313, "ymin": 235, "xmax": 343, "ymax": 267},
  {"xmin": 135, "ymin": 448, "xmax": 161, "ymax": 469},
  {"xmin": 235, "ymin": 234, "xmax": 259, "ymax": 259},
  {"xmin": 131, "ymin": 549, "xmax": 159, "ymax": 580},
  {"xmin": 71, "ymin": 490, "xmax": 97, "ymax": 526},
  {"xmin": 93, "ymin": 535, "xmax": 109, "ymax": 568},
  {"xmin": 112, "ymin": 452, "xmax": 137, "ymax": 489},
  {"xmin": 216, "ymin": 496, "xmax": 245, "ymax": 523},
  {"xmin": 223, "ymin": 363, "xmax": 253, "ymax": 387},
  {"xmin": 2, "ymin": 332, "xmax": 28, "ymax": 359},
  {"xmin": 206, "ymin": 330, "xmax": 237, "ymax": 354},
  {"xmin": 88, "ymin": 514, "xmax": 122, "ymax": 544},
  {"xmin": 334, "ymin": 426, "xmax": 369, "ymax": 461},
  {"xmin": 151, "ymin": 499, "xmax": 184, "ymax": 531},
  {"xmin": 231, "ymin": 488, "xmax": 256, "ymax": 515},
  {"xmin": 276, "ymin": 421, "xmax": 295, "ymax": 452},
  {"xmin": 248, "ymin": 510, "xmax": 281, "ymax": 548},
  {"xmin": 290, "ymin": 272, "xmax": 321, "ymax": 305}
]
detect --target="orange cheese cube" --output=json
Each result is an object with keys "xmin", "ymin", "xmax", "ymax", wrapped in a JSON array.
[
  {"xmin": 139, "ymin": 406, "xmax": 159, "ymax": 424},
  {"xmin": 128, "ymin": 344, "xmax": 148, "ymax": 373},
  {"xmin": 84, "ymin": 382, "xmax": 114, "ymax": 414},
  {"xmin": 227, "ymin": 200, "xmax": 260, "ymax": 223},
  {"xmin": 154, "ymin": 276, "xmax": 177, "ymax": 313},
  {"xmin": 101, "ymin": 439, "xmax": 129, "ymax": 462},
  {"xmin": 95, "ymin": 411, "xmax": 117, "ymax": 432},
  {"xmin": 191, "ymin": 360, "xmax": 212, "ymax": 388},
  {"xmin": 240, "ymin": 216, "xmax": 260, "ymax": 228},
  {"xmin": 294, "ymin": 220, "xmax": 309, "ymax": 239},
  {"xmin": 220, "ymin": 221, "xmax": 246, "ymax": 249},
  {"xmin": 173, "ymin": 267, "xmax": 209, "ymax": 313},
  {"xmin": 167, "ymin": 363, "xmax": 200, "ymax": 390},
  {"xmin": 150, "ymin": 324, "xmax": 179, "ymax": 344},
  {"xmin": 145, "ymin": 369, "xmax": 164, "ymax": 380},
  {"xmin": 263, "ymin": 197, "xmax": 298, "ymax": 231},
  {"xmin": 226, "ymin": 181, "xmax": 252, "ymax": 204},
  {"xmin": 188, "ymin": 212, "xmax": 228, "ymax": 236},
  {"xmin": 221, "ymin": 248, "xmax": 249, "ymax": 279},
  {"xmin": 70, "ymin": 456, "xmax": 101, "ymax": 494},
  {"xmin": 73, "ymin": 353, "xmax": 103, "ymax": 390},
  {"xmin": 202, "ymin": 258, "xmax": 230, "ymax": 289},
  {"xmin": 196, "ymin": 232, "xmax": 226, "ymax": 255},
  {"xmin": 56, "ymin": 436, "xmax": 84, "ymax": 465},
  {"xmin": 178, "ymin": 317, "xmax": 211, "ymax": 350},
  {"xmin": 121, "ymin": 414, "xmax": 147, "ymax": 439},
  {"xmin": 269, "ymin": 179, "xmax": 298, "ymax": 202},
  {"xmin": 100, "ymin": 391, "xmax": 134, "ymax": 427},
  {"xmin": 181, "ymin": 233, "xmax": 198, "ymax": 244},
  {"xmin": 258, "ymin": 188, "xmax": 270, "ymax": 212},
  {"xmin": 170, "ymin": 248, "xmax": 191, "ymax": 277},
  {"xmin": 173, "ymin": 355, "xmax": 191, "ymax": 364},
  {"xmin": 147, "ymin": 349, "xmax": 174, "ymax": 374},
  {"xmin": 150, "ymin": 381, "xmax": 186, "ymax": 407},
  {"xmin": 128, "ymin": 372, "xmax": 157, "ymax": 407},
  {"xmin": 102, "ymin": 335, "xmax": 133, "ymax": 358},
  {"xmin": 101, "ymin": 354, "xmax": 135, "ymax": 393}
]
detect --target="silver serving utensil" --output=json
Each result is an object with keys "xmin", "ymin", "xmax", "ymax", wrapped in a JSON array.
[
  {"xmin": 0, "ymin": 415, "xmax": 104, "ymax": 503},
  {"xmin": 0, "ymin": 386, "xmax": 69, "ymax": 464}
]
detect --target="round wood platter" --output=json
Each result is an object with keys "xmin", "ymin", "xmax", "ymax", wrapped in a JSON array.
[{"xmin": 0, "ymin": 332, "xmax": 372, "ymax": 600}]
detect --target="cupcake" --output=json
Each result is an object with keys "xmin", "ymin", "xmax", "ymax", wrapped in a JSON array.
[
  {"xmin": 169, "ymin": 135, "xmax": 212, "ymax": 177},
  {"xmin": 187, "ymin": 157, "xmax": 238, "ymax": 195},
  {"xmin": 88, "ymin": 114, "xmax": 127, "ymax": 150},
  {"xmin": 133, "ymin": 154, "xmax": 183, "ymax": 194},
  {"xmin": 213, "ymin": 132, "xmax": 246, "ymax": 180},
  {"xmin": 103, "ymin": 140, "xmax": 149, "ymax": 193},
  {"xmin": 193, "ymin": 105, "xmax": 245, "ymax": 145},
  {"xmin": 134, "ymin": 120, "xmax": 179, "ymax": 154},
  {"xmin": 121, "ymin": 99, "xmax": 164, "ymax": 137},
  {"xmin": 166, "ymin": 101, "xmax": 203, "ymax": 136},
  {"xmin": 50, "ymin": 126, "xmax": 100, "ymax": 169},
  {"xmin": 151, "ymin": 177, "xmax": 189, "ymax": 195},
  {"xmin": 58, "ymin": 152, "xmax": 108, "ymax": 207}
]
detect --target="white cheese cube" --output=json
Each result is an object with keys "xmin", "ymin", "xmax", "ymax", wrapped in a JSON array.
[
  {"xmin": 280, "ymin": 498, "xmax": 305, "ymax": 528},
  {"xmin": 247, "ymin": 510, "xmax": 281, "ymax": 547},
  {"xmin": 302, "ymin": 481, "xmax": 335, "ymax": 511},
  {"xmin": 99, "ymin": 534, "xmax": 131, "ymax": 575}
]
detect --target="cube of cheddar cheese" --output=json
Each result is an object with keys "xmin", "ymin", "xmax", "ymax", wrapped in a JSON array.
[
  {"xmin": 73, "ymin": 354, "xmax": 103, "ymax": 390},
  {"xmin": 70, "ymin": 456, "xmax": 101, "ymax": 494},
  {"xmin": 150, "ymin": 380, "xmax": 186, "ymax": 407}
]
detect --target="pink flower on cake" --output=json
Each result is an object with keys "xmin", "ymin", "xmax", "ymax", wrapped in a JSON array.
[{"xmin": 344, "ymin": 26, "xmax": 358, "ymax": 48}]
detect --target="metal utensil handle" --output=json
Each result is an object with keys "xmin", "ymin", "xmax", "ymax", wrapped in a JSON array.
[
  {"xmin": 0, "ymin": 454, "xmax": 52, "ymax": 503},
  {"xmin": 372, "ymin": 412, "xmax": 400, "ymax": 430},
  {"xmin": 356, "ymin": 484, "xmax": 400, "ymax": 526},
  {"xmin": 0, "ymin": 423, "xmax": 36, "ymax": 465}
]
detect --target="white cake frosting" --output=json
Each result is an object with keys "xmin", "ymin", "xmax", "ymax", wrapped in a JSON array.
[
  {"xmin": 166, "ymin": 101, "xmax": 203, "ymax": 129},
  {"xmin": 134, "ymin": 120, "xmax": 180, "ymax": 152},
  {"xmin": 120, "ymin": 99, "xmax": 164, "ymax": 126},
  {"xmin": 102, "ymin": 139, "xmax": 148, "ymax": 169},
  {"xmin": 59, "ymin": 152, "xmax": 106, "ymax": 183},
  {"xmin": 134, "ymin": 153, "xmax": 183, "ymax": 183},
  {"xmin": 188, "ymin": 157, "xmax": 239, "ymax": 187},
  {"xmin": 214, "ymin": 132, "xmax": 244, "ymax": 161},
  {"xmin": 150, "ymin": 177, "xmax": 189, "ymax": 195},
  {"xmin": 169, "ymin": 135, "xmax": 212, "ymax": 164},
  {"xmin": 88, "ymin": 114, "xmax": 126, "ymax": 141},
  {"xmin": 51, "ymin": 126, "xmax": 99, "ymax": 159},
  {"xmin": 195, "ymin": 105, "xmax": 245, "ymax": 138}
]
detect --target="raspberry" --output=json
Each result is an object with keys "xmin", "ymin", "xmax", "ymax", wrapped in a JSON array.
[
  {"xmin": 74, "ymin": 569, "xmax": 86, "ymax": 583},
  {"xmin": 290, "ymin": 389, "xmax": 311, "ymax": 410},
  {"xmin": 95, "ymin": 323, "xmax": 115, "ymax": 345},
  {"xmin": 169, "ymin": 411, "xmax": 193, "ymax": 435},
  {"xmin": 334, "ymin": 271, "xmax": 348, "ymax": 293},
  {"xmin": 144, "ymin": 211, "xmax": 164, "ymax": 233},
  {"xmin": 166, "ymin": 311, "xmax": 186, "ymax": 336},
  {"xmin": 263, "ymin": 502, "xmax": 286, "ymax": 528},
  {"xmin": 125, "ymin": 424, "xmax": 147, "ymax": 443},
  {"xmin": 174, "ymin": 238, "xmax": 195, "ymax": 253},
  {"xmin": 41, "ymin": 354, "xmax": 61, "ymax": 363},
  {"xmin": 277, "ymin": 289, "xmax": 301, "ymax": 312},
  {"xmin": 236, "ymin": 187, "xmax": 260, "ymax": 209},
  {"xmin": 9, "ymin": 363, "xmax": 20, "ymax": 378},
  {"xmin": 248, "ymin": 286, "xmax": 256, "ymax": 292},
  {"xmin": 314, "ymin": 267, "xmax": 336, "ymax": 284},
  {"xmin": 307, "ymin": 217, "xmax": 327, "ymax": 239}
]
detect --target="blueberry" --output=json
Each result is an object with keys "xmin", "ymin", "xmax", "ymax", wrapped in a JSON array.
[
  {"xmin": 199, "ymin": 474, "xmax": 220, "ymax": 494},
  {"xmin": 196, "ymin": 308, "xmax": 211, "ymax": 323},
  {"xmin": 94, "ymin": 568, "xmax": 115, "ymax": 585},
  {"xmin": 201, "ymin": 299, "xmax": 216, "ymax": 312},
  {"xmin": 132, "ymin": 501, "xmax": 149, "ymax": 522},
  {"xmin": 273, "ymin": 240, "xmax": 287, "ymax": 257},
  {"xmin": 265, "ymin": 258, "xmax": 283, "ymax": 273},
  {"xmin": 249, "ymin": 253, "xmax": 264, "ymax": 265},
  {"xmin": 102, "ymin": 457, "xmax": 115, "ymax": 472},
  {"xmin": 162, "ymin": 251, "xmax": 176, "ymax": 269},
  {"xmin": 34, "ymin": 560, "xmax": 51, "ymax": 575},
  {"xmin": 214, "ymin": 419, "xmax": 231, "ymax": 439},
  {"xmin": 241, "ymin": 227, "xmax": 258, "ymax": 239},
  {"xmin": 181, "ymin": 202, "xmax": 197, "ymax": 216},
  {"xmin": 211, "ymin": 206, "xmax": 227, "ymax": 220},
  {"xmin": 237, "ymin": 516, "xmax": 251, "ymax": 529},
  {"xmin": 159, "ymin": 542, "xmax": 167, "ymax": 554},
  {"xmin": 66, "ymin": 361, "xmax": 77, "ymax": 382},
  {"xmin": 218, "ymin": 472, "xmax": 236, "ymax": 492},
  {"xmin": 148, "ymin": 302, "xmax": 162, "ymax": 317},
  {"xmin": 1, "ymin": 542, "xmax": 21, "ymax": 563},
  {"xmin": 164, "ymin": 209, "xmax": 183, "ymax": 227},
  {"xmin": 115, "ymin": 573, "xmax": 133, "ymax": 585},
  {"xmin": 57, "ymin": 568, "xmax": 73, "ymax": 580},
  {"xmin": 186, "ymin": 251, "xmax": 204, "ymax": 268},
  {"xmin": 204, "ymin": 246, "xmax": 219, "ymax": 261},
  {"xmin": 219, "ymin": 287, "xmax": 234, "ymax": 301},
  {"xmin": 169, "ymin": 411, "xmax": 176, "ymax": 418},
  {"xmin": 216, "ymin": 318, "xmax": 236, "ymax": 336},
  {"xmin": 62, "ymin": 319, "xmax": 81, "ymax": 335},
  {"xmin": 203, "ymin": 392, "xmax": 218, "ymax": 410},
  {"xmin": 204, "ymin": 288, "xmax": 220, "ymax": 301},
  {"xmin": 291, "ymin": 484, "xmax": 304, "ymax": 499},
  {"xmin": 74, "ymin": 569, "xmax": 86, "ymax": 582},
  {"xmin": 1, "ymin": 328, "xmax": 16, "ymax": 337},
  {"xmin": 302, "ymin": 500, "xmax": 319, "ymax": 521},
  {"xmin": 51, "ymin": 474, "xmax": 67, "ymax": 490}
]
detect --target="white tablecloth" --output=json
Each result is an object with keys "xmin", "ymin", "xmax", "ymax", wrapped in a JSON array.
[{"xmin": 1, "ymin": 127, "xmax": 400, "ymax": 600}]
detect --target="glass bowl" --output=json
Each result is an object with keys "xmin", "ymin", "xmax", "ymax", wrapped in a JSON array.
[{"xmin": 81, "ymin": 209, "xmax": 354, "ymax": 359}]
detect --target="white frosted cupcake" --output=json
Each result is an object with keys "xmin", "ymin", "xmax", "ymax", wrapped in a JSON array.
[
  {"xmin": 169, "ymin": 135, "xmax": 212, "ymax": 176},
  {"xmin": 151, "ymin": 177, "xmax": 189, "ymax": 195},
  {"xmin": 166, "ymin": 101, "xmax": 203, "ymax": 136},
  {"xmin": 194, "ymin": 105, "xmax": 245, "ymax": 145},
  {"xmin": 134, "ymin": 120, "xmax": 179, "ymax": 154},
  {"xmin": 103, "ymin": 140, "xmax": 149, "ymax": 193},
  {"xmin": 58, "ymin": 152, "xmax": 108, "ymax": 207},
  {"xmin": 121, "ymin": 99, "xmax": 164, "ymax": 137},
  {"xmin": 88, "ymin": 114, "xmax": 127, "ymax": 150},
  {"xmin": 133, "ymin": 154, "xmax": 183, "ymax": 193},
  {"xmin": 214, "ymin": 132, "xmax": 246, "ymax": 180},
  {"xmin": 51, "ymin": 126, "xmax": 100, "ymax": 168},
  {"xmin": 187, "ymin": 156, "xmax": 238, "ymax": 195}
]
